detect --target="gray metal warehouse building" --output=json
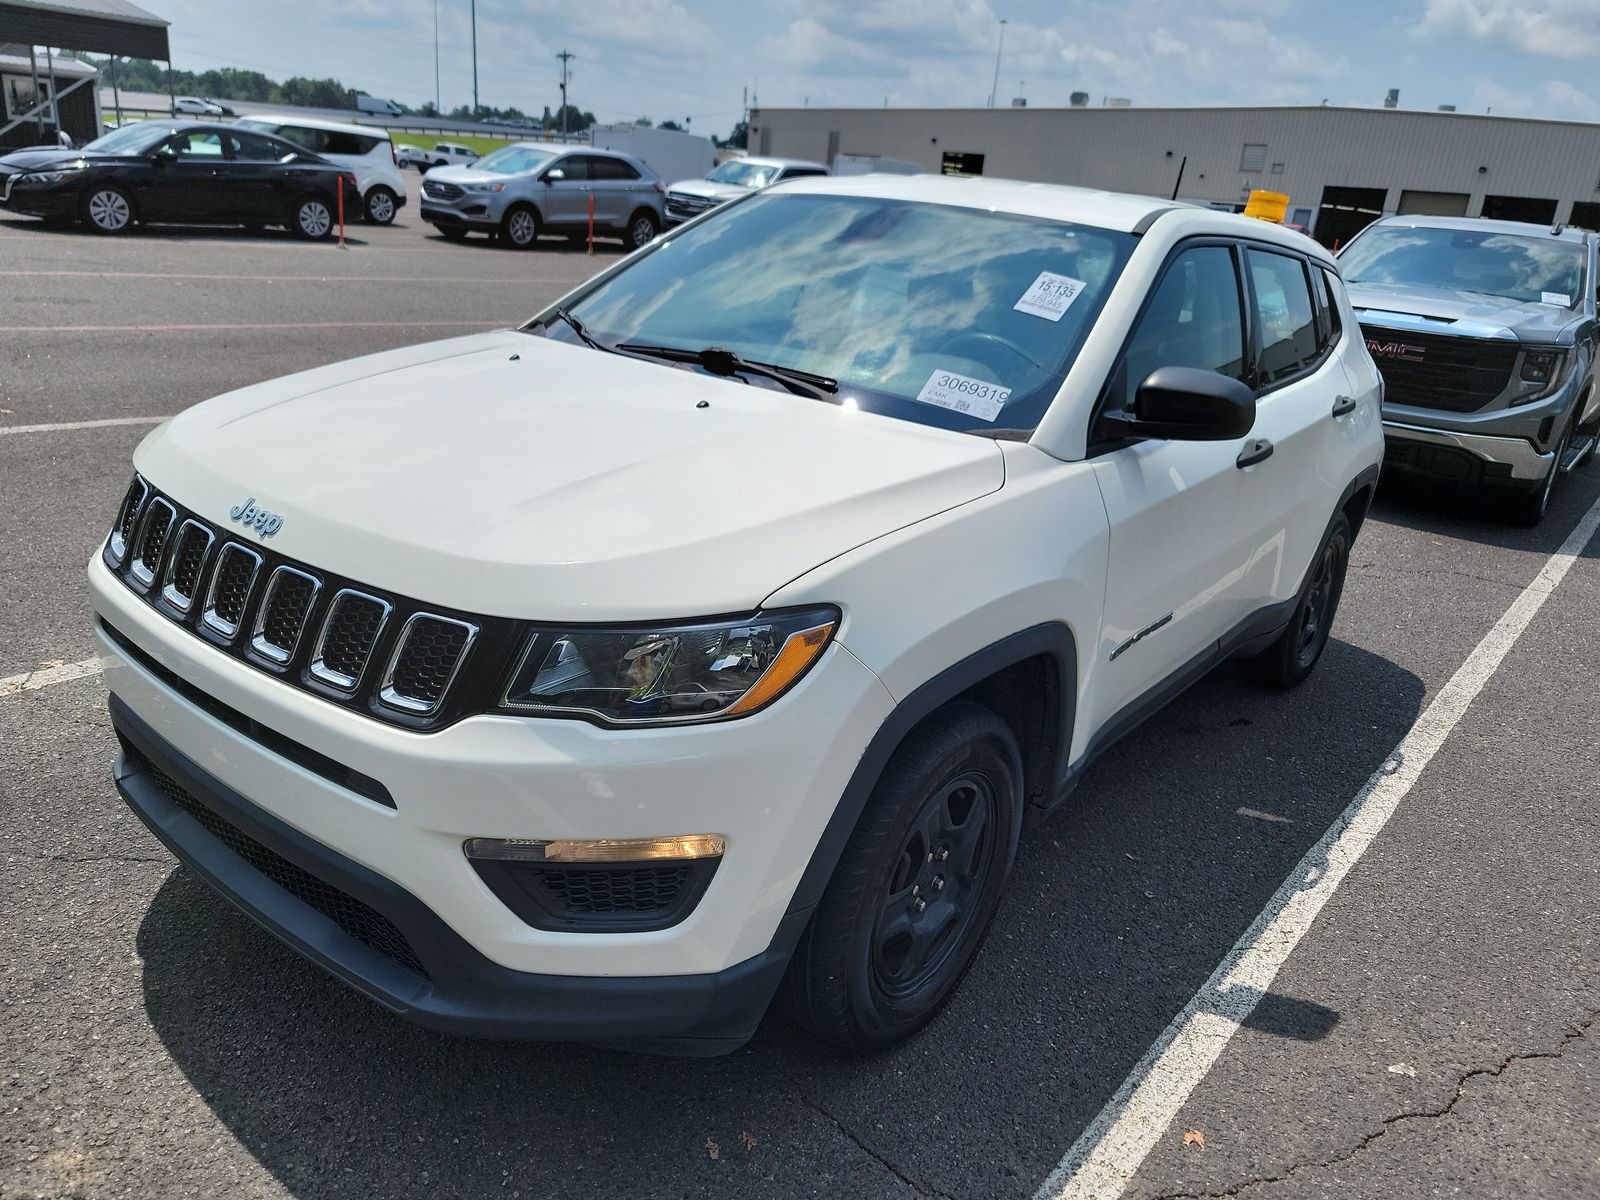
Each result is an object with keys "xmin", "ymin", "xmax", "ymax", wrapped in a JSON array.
[{"xmin": 747, "ymin": 103, "xmax": 1600, "ymax": 247}]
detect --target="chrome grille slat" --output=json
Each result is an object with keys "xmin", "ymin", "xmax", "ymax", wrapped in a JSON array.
[
  {"xmin": 129, "ymin": 498, "xmax": 176, "ymax": 588},
  {"xmin": 201, "ymin": 543, "xmax": 264, "ymax": 640},
  {"xmin": 160, "ymin": 519, "xmax": 215, "ymax": 614},
  {"xmin": 380, "ymin": 613, "xmax": 478, "ymax": 715},
  {"xmin": 309, "ymin": 589, "xmax": 392, "ymax": 692},
  {"xmin": 250, "ymin": 566, "xmax": 321, "ymax": 665},
  {"xmin": 107, "ymin": 475, "xmax": 149, "ymax": 565}
]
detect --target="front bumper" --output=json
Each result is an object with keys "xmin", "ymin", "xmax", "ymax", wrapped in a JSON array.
[
  {"xmin": 420, "ymin": 188, "xmax": 507, "ymax": 231},
  {"xmin": 0, "ymin": 180, "xmax": 77, "ymax": 219},
  {"xmin": 1382, "ymin": 420, "xmax": 1552, "ymax": 482},
  {"xmin": 111, "ymin": 696, "xmax": 803, "ymax": 1052},
  {"xmin": 89, "ymin": 551, "xmax": 893, "ymax": 1043}
]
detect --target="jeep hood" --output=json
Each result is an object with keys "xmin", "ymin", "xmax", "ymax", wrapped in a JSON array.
[
  {"xmin": 135, "ymin": 332, "xmax": 1005, "ymax": 621},
  {"xmin": 1346, "ymin": 281, "xmax": 1577, "ymax": 341}
]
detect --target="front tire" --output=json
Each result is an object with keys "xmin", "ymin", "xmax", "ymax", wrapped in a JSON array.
[
  {"xmin": 364, "ymin": 185, "xmax": 398, "ymax": 225},
  {"xmin": 500, "ymin": 204, "xmax": 540, "ymax": 249},
  {"xmin": 291, "ymin": 194, "xmax": 334, "ymax": 240},
  {"xmin": 1246, "ymin": 513, "xmax": 1351, "ymax": 688},
  {"xmin": 779, "ymin": 700, "xmax": 1023, "ymax": 1051},
  {"xmin": 82, "ymin": 185, "xmax": 133, "ymax": 234},
  {"xmin": 1506, "ymin": 418, "xmax": 1572, "ymax": 526}
]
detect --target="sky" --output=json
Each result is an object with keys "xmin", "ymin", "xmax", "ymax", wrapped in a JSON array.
[{"xmin": 146, "ymin": 0, "xmax": 1600, "ymax": 137}]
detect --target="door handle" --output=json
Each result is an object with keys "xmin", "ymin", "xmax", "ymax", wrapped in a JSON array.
[
  {"xmin": 1331, "ymin": 395, "xmax": 1357, "ymax": 418},
  {"xmin": 1236, "ymin": 438, "xmax": 1274, "ymax": 468}
]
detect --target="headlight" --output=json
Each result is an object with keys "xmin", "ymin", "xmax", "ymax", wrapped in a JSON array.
[
  {"xmin": 500, "ymin": 607, "xmax": 838, "ymax": 725},
  {"xmin": 21, "ymin": 168, "xmax": 80, "ymax": 185},
  {"xmin": 1512, "ymin": 347, "xmax": 1573, "ymax": 404},
  {"xmin": 462, "ymin": 181, "xmax": 505, "ymax": 193}
]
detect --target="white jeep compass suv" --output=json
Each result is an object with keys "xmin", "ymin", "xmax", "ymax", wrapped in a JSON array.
[{"xmin": 90, "ymin": 176, "xmax": 1383, "ymax": 1054}]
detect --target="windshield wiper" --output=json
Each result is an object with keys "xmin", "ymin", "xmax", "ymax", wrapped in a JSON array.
[
  {"xmin": 614, "ymin": 342, "xmax": 839, "ymax": 402},
  {"xmin": 543, "ymin": 307, "xmax": 613, "ymax": 353}
]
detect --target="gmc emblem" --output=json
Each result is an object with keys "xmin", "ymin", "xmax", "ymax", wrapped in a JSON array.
[{"xmin": 1366, "ymin": 338, "xmax": 1425, "ymax": 363}]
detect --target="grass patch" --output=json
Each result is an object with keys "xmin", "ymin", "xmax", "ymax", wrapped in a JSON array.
[{"xmin": 386, "ymin": 131, "xmax": 538, "ymax": 156}]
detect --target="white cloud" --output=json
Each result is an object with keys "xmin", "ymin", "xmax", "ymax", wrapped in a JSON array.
[
  {"xmin": 1421, "ymin": 0, "xmax": 1600, "ymax": 60},
  {"xmin": 1472, "ymin": 77, "xmax": 1600, "ymax": 122}
]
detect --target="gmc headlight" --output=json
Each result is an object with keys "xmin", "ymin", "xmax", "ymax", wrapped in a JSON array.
[
  {"xmin": 1512, "ymin": 347, "xmax": 1573, "ymax": 404},
  {"xmin": 462, "ymin": 181, "xmax": 505, "ymax": 193},
  {"xmin": 500, "ymin": 607, "xmax": 838, "ymax": 725}
]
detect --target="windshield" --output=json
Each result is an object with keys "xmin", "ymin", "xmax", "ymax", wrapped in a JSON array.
[
  {"xmin": 706, "ymin": 160, "xmax": 781, "ymax": 189},
  {"xmin": 476, "ymin": 145, "xmax": 555, "ymax": 175},
  {"xmin": 83, "ymin": 122, "xmax": 170, "ymax": 155},
  {"xmin": 537, "ymin": 192, "xmax": 1135, "ymax": 434},
  {"xmin": 1340, "ymin": 225, "xmax": 1586, "ymax": 306}
]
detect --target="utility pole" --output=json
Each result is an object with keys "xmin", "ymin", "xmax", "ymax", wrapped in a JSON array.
[
  {"xmin": 988, "ymin": 18, "xmax": 1007, "ymax": 108},
  {"xmin": 470, "ymin": 0, "xmax": 479, "ymax": 116},
  {"xmin": 556, "ymin": 50, "xmax": 574, "ymax": 138},
  {"xmin": 433, "ymin": 0, "xmax": 440, "ymax": 113}
]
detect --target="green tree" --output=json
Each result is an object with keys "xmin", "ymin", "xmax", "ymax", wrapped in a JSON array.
[
  {"xmin": 657, "ymin": 118, "xmax": 684, "ymax": 132},
  {"xmin": 720, "ymin": 119, "xmax": 748, "ymax": 150}
]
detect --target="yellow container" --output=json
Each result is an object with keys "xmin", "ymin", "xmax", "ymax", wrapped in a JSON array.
[{"xmin": 1243, "ymin": 189, "xmax": 1290, "ymax": 224}]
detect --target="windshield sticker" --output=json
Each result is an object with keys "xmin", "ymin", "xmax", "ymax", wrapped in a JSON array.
[
  {"xmin": 1014, "ymin": 271, "xmax": 1088, "ymax": 322},
  {"xmin": 914, "ymin": 369, "xmax": 1010, "ymax": 421},
  {"xmin": 1541, "ymin": 291, "xmax": 1572, "ymax": 307}
]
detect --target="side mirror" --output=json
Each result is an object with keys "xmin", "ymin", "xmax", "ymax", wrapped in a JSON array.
[
  {"xmin": 148, "ymin": 147, "xmax": 177, "ymax": 164},
  {"xmin": 1122, "ymin": 366, "xmax": 1255, "ymax": 440},
  {"xmin": 544, "ymin": 168, "xmax": 565, "ymax": 183}
]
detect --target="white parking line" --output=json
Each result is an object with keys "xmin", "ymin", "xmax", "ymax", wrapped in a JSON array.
[
  {"xmin": 1, "ymin": 657, "xmax": 103, "ymax": 696},
  {"xmin": 1035, "ymin": 490, "xmax": 1600, "ymax": 1200},
  {"xmin": 0, "ymin": 415, "xmax": 171, "ymax": 437}
]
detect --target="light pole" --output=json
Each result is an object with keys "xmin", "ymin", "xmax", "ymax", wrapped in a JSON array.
[
  {"xmin": 988, "ymin": 19, "xmax": 1008, "ymax": 108},
  {"xmin": 470, "ymin": 0, "xmax": 479, "ymax": 116},
  {"xmin": 433, "ymin": 0, "xmax": 440, "ymax": 113}
]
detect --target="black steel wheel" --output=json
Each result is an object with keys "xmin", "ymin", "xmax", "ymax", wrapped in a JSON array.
[{"xmin": 779, "ymin": 700, "xmax": 1023, "ymax": 1051}]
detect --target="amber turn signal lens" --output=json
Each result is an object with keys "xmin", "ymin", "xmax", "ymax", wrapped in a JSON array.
[
  {"xmin": 463, "ymin": 834, "xmax": 727, "ymax": 863},
  {"xmin": 725, "ymin": 622, "xmax": 836, "ymax": 715}
]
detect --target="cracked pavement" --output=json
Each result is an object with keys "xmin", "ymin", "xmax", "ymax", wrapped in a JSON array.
[{"xmin": 4, "ymin": 191, "xmax": 1600, "ymax": 1200}]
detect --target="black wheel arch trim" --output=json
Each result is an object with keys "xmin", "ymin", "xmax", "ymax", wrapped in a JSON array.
[{"xmin": 785, "ymin": 622, "xmax": 1077, "ymax": 918}]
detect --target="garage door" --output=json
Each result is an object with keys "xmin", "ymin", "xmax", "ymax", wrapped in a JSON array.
[{"xmin": 1397, "ymin": 190, "xmax": 1470, "ymax": 217}]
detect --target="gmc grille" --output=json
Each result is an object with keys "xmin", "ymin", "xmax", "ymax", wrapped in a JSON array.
[
  {"xmin": 1360, "ymin": 325, "xmax": 1519, "ymax": 413},
  {"xmin": 103, "ymin": 477, "xmax": 513, "ymax": 730}
]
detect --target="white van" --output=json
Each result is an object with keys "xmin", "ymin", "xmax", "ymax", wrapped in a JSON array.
[
  {"xmin": 236, "ymin": 115, "xmax": 408, "ymax": 225},
  {"xmin": 356, "ymin": 95, "xmax": 403, "ymax": 117}
]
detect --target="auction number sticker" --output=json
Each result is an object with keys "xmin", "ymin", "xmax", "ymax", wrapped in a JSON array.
[
  {"xmin": 1014, "ymin": 271, "xmax": 1087, "ymax": 322},
  {"xmin": 915, "ymin": 369, "xmax": 1010, "ymax": 421},
  {"xmin": 1541, "ymin": 291, "xmax": 1572, "ymax": 307}
]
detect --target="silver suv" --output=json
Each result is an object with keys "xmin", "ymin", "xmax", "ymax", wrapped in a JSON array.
[
  {"xmin": 420, "ymin": 142, "xmax": 666, "ymax": 250},
  {"xmin": 1342, "ymin": 216, "xmax": 1600, "ymax": 524}
]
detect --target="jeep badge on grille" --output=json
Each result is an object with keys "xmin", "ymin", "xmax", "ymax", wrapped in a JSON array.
[{"xmin": 228, "ymin": 497, "xmax": 283, "ymax": 538}]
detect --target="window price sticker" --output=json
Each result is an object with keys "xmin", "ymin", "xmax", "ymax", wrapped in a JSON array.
[
  {"xmin": 914, "ymin": 368, "xmax": 1010, "ymax": 421},
  {"xmin": 1014, "ymin": 271, "xmax": 1087, "ymax": 322},
  {"xmin": 1541, "ymin": 291, "xmax": 1572, "ymax": 307}
]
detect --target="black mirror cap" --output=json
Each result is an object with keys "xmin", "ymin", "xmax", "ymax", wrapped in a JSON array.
[{"xmin": 1131, "ymin": 366, "xmax": 1255, "ymax": 441}]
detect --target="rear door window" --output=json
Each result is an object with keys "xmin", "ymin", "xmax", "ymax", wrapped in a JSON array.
[
  {"xmin": 230, "ymin": 131, "xmax": 286, "ymax": 162},
  {"xmin": 590, "ymin": 157, "xmax": 640, "ymax": 181},
  {"xmin": 554, "ymin": 156, "xmax": 594, "ymax": 181},
  {"xmin": 1248, "ymin": 250, "xmax": 1319, "ymax": 385}
]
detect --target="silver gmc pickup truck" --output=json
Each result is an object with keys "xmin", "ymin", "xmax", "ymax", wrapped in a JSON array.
[{"xmin": 1341, "ymin": 216, "xmax": 1600, "ymax": 523}]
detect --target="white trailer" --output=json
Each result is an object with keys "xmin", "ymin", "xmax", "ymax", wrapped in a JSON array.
[{"xmin": 589, "ymin": 124, "xmax": 717, "ymax": 184}]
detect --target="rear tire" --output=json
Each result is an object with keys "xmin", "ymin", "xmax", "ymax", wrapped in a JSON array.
[
  {"xmin": 82, "ymin": 185, "xmax": 133, "ymax": 234},
  {"xmin": 778, "ymin": 700, "xmax": 1023, "ymax": 1051},
  {"xmin": 290, "ymin": 194, "xmax": 334, "ymax": 240},
  {"xmin": 625, "ymin": 208, "xmax": 660, "ymax": 250},
  {"xmin": 364, "ymin": 185, "xmax": 398, "ymax": 225},
  {"xmin": 1245, "ymin": 513, "xmax": 1351, "ymax": 688},
  {"xmin": 500, "ymin": 204, "xmax": 540, "ymax": 249}
]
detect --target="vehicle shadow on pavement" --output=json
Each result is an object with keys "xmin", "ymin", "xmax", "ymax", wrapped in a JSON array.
[
  {"xmin": 134, "ymin": 638, "xmax": 1422, "ymax": 1200},
  {"xmin": 1370, "ymin": 467, "xmax": 1598, "ymax": 555},
  {"xmin": 0, "ymin": 217, "xmax": 371, "ymax": 246}
]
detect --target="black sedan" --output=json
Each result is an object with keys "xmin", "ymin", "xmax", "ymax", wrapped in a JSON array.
[{"xmin": 0, "ymin": 121, "xmax": 362, "ymax": 239}]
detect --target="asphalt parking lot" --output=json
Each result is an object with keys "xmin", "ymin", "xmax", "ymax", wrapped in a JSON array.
[{"xmin": 2, "ymin": 177, "xmax": 1598, "ymax": 1200}]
